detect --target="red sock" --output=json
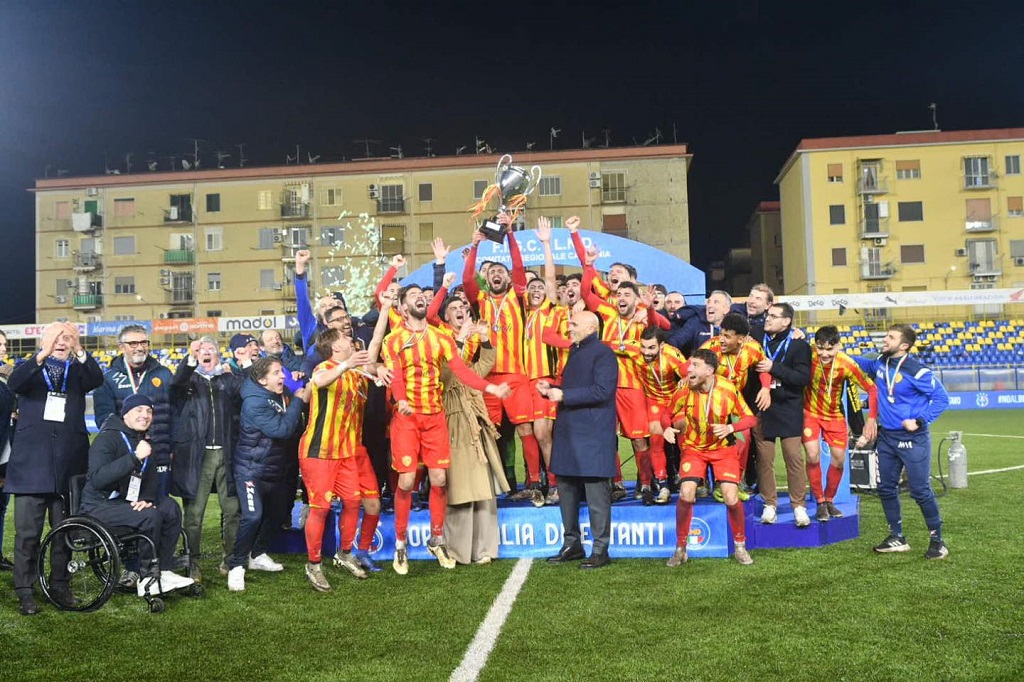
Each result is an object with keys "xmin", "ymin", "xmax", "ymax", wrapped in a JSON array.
[
  {"xmin": 636, "ymin": 447, "xmax": 652, "ymax": 486},
  {"xmin": 825, "ymin": 465, "xmax": 844, "ymax": 501},
  {"xmin": 614, "ymin": 451, "xmax": 623, "ymax": 483},
  {"xmin": 675, "ymin": 499, "xmax": 694, "ymax": 546},
  {"xmin": 357, "ymin": 512, "xmax": 380, "ymax": 551},
  {"xmin": 339, "ymin": 500, "xmax": 360, "ymax": 552},
  {"xmin": 394, "ymin": 488, "xmax": 412, "ymax": 542},
  {"xmin": 429, "ymin": 485, "xmax": 447, "ymax": 537},
  {"xmin": 737, "ymin": 434, "xmax": 751, "ymax": 478},
  {"xmin": 547, "ymin": 472, "xmax": 557, "ymax": 487},
  {"xmin": 650, "ymin": 435, "xmax": 668, "ymax": 481},
  {"xmin": 521, "ymin": 434, "xmax": 542, "ymax": 484},
  {"xmin": 807, "ymin": 461, "xmax": 825, "ymax": 502},
  {"xmin": 726, "ymin": 502, "xmax": 746, "ymax": 544},
  {"xmin": 304, "ymin": 507, "xmax": 329, "ymax": 563}
]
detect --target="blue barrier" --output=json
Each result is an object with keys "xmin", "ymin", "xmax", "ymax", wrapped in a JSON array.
[{"xmin": 945, "ymin": 390, "xmax": 1024, "ymax": 409}]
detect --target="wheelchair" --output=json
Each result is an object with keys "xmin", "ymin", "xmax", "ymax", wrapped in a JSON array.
[{"xmin": 37, "ymin": 475, "xmax": 205, "ymax": 613}]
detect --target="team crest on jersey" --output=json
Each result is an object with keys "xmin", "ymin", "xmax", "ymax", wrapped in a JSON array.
[
  {"xmin": 651, "ymin": 405, "xmax": 660, "ymax": 414},
  {"xmin": 803, "ymin": 427, "xmax": 812, "ymax": 438},
  {"xmin": 151, "ymin": 377, "xmax": 162, "ymax": 388},
  {"xmin": 402, "ymin": 455, "xmax": 413, "ymax": 467},
  {"xmin": 682, "ymin": 462, "xmax": 691, "ymax": 473},
  {"xmin": 324, "ymin": 491, "xmax": 333, "ymax": 502}
]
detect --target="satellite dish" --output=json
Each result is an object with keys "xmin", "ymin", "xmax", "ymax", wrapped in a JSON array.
[{"xmin": 181, "ymin": 159, "xmax": 192, "ymax": 170}]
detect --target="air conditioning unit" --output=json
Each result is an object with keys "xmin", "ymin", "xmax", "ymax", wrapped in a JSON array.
[
  {"xmin": 272, "ymin": 283, "xmax": 283, "ymax": 291},
  {"xmin": 273, "ymin": 234, "xmax": 283, "ymax": 243},
  {"xmin": 159, "ymin": 313, "xmax": 169, "ymax": 319},
  {"xmin": 64, "ymin": 279, "xmax": 75, "ymax": 288},
  {"xmin": 368, "ymin": 183, "xmax": 379, "ymax": 192},
  {"xmin": 160, "ymin": 269, "xmax": 171, "ymax": 277},
  {"xmin": 588, "ymin": 172, "xmax": 601, "ymax": 180},
  {"xmin": 168, "ymin": 206, "xmax": 179, "ymax": 220},
  {"xmin": 588, "ymin": 179, "xmax": 601, "ymax": 189},
  {"xmin": 1015, "ymin": 256, "xmax": 1024, "ymax": 266},
  {"xmin": 88, "ymin": 315, "xmax": 102, "ymax": 322},
  {"xmin": 86, "ymin": 188, "xmax": 98, "ymax": 197},
  {"xmin": 864, "ymin": 195, "xmax": 874, "ymax": 203},
  {"xmin": 55, "ymin": 295, "xmax": 67, "ymax": 304},
  {"xmin": 369, "ymin": 189, "xmax": 380, "ymax": 199},
  {"xmin": 160, "ymin": 277, "xmax": 170, "ymax": 286},
  {"xmin": 873, "ymin": 237, "xmax": 887, "ymax": 246},
  {"xmin": 955, "ymin": 248, "xmax": 968, "ymax": 257}
]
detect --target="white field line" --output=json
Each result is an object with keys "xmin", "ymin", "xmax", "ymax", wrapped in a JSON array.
[
  {"xmin": 450, "ymin": 558, "xmax": 533, "ymax": 682},
  {"xmin": 967, "ymin": 465, "xmax": 1024, "ymax": 476},
  {"xmin": 962, "ymin": 432, "xmax": 1024, "ymax": 440}
]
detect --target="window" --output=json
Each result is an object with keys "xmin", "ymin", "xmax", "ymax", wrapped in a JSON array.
[
  {"xmin": 171, "ymin": 272, "xmax": 194, "ymax": 303},
  {"xmin": 206, "ymin": 310, "xmax": 222, "ymax": 318},
  {"xmin": 54, "ymin": 239, "xmax": 69, "ymax": 259},
  {"xmin": 208, "ymin": 272, "xmax": 222, "ymax": 291},
  {"xmin": 80, "ymin": 237, "xmax": 98, "ymax": 254},
  {"xmin": 381, "ymin": 224, "xmax": 405, "ymax": 256},
  {"xmin": 1006, "ymin": 155, "xmax": 1021, "ymax": 175},
  {"xmin": 258, "ymin": 227, "xmax": 277, "ymax": 250},
  {"xmin": 321, "ymin": 267, "xmax": 344, "ymax": 290},
  {"xmin": 829, "ymin": 205, "xmax": 846, "ymax": 225},
  {"xmin": 900, "ymin": 245, "xmax": 925, "ymax": 264},
  {"xmin": 321, "ymin": 226, "xmax": 344, "ymax": 246},
  {"xmin": 55, "ymin": 201, "xmax": 71, "ymax": 220},
  {"xmin": 550, "ymin": 216, "xmax": 564, "ymax": 229},
  {"xmin": 113, "ymin": 198, "xmax": 136, "ymax": 217},
  {"xmin": 418, "ymin": 222, "xmax": 434, "ymax": 242},
  {"xmin": 827, "ymin": 163, "xmax": 843, "ymax": 183},
  {"xmin": 831, "ymin": 248, "xmax": 847, "ymax": 266},
  {"xmin": 1009, "ymin": 196, "xmax": 1024, "ymax": 217},
  {"xmin": 538, "ymin": 176, "xmax": 561, "ymax": 196},
  {"xmin": 897, "ymin": 201, "xmax": 923, "ymax": 221},
  {"xmin": 259, "ymin": 269, "xmax": 277, "ymax": 289},
  {"xmin": 168, "ymin": 194, "xmax": 192, "ymax": 222},
  {"xmin": 113, "ymin": 314, "xmax": 136, "ymax": 322},
  {"xmin": 964, "ymin": 157, "xmax": 991, "ymax": 187},
  {"xmin": 205, "ymin": 227, "xmax": 223, "ymax": 251},
  {"xmin": 896, "ymin": 160, "xmax": 921, "ymax": 180},
  {"xmin": 114, "ymin": 276, "xmax": 136, "ymax": 294},
  {"xmin": 418, "ymin": 183, "xmax": 433, "ymax": 202},
  {"xmin": 206, "ymin": 193, "xmax": 220, "ymax": 212},
  {"xmin": 286, "ymin": 226, "xmax": 310, "ymax": 256},
  {"xmin": 257, "ymin": 190, "xmax": 274, "ymax": 210},
  {"xmin": 321, "ymin": 187, "xmax": 343, "ymax": 205},
  {"xmin": 379, "ymin": 184, "xmax": 405, "ymax": 213},
  {"xmin": 967, "ymin": 239, "xmax": 998, "ymax": 274},
  {"xmin": 602, "ymin": 172, "xmax": 626, "ymax": 203},
  {"xmin": 113, "ymin": 236, "xmax": 135, "ymax": 255},
  {"xmin": 473, "ymin": 180, "xmax": 489, "ymax": 200},
  {"xmin": 1010, "ymin": 240, "xmax": 1024, "ymax": 258},
  {"xmin": 55, "ymin": 279, "xmax": 71, "ymax": 297},
  {"xmin": 259, "ymin": 309, "xmax": 275, "ymax": 316}
]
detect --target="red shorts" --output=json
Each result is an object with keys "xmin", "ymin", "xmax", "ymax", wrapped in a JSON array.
[
  {"xmin": 616, "ymin": 387, "xmax": 650, "ymax": 438},
  {"xmin": 483, "ymin": 372, "xmax": 533, "ymax": 425},
  {"xmin": 390, "ymin": 411, "xmax": 450, "ymax": 473},
  {"xmin": 530, "ymin": 377, "xmax": 558, "ymax": 421},
  {"xmin": 802, "ymin": 412, "xmax": 849, "ymax": 449},
  {"xmin": 301, "ymin": 455, "xmax": 366, "ymax": 508},
  {"xmin": 679, "ymin": 445, "xmax": 742, "ymax": 484},
  {"xmin": 647, "ymin": 400, "xmax": 672, "ymax": 430}
]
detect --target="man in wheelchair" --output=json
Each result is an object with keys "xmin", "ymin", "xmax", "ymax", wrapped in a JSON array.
[{"xmin": 80, "ymin": 394, "xmax": 194, "ymax": 596}]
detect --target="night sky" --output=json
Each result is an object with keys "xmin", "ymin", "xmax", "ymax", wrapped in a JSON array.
[{"xmin": 2, "ymin": 1, "xmax": 1023, "ymax": 323}]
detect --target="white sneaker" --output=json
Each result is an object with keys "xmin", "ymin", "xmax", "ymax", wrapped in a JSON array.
[
  {"xmin": 760, "ymin": 505, "xmax": 777, "ymax": 524},
  {"xmin": 227, "ymin": 566, "xmax": 246, "ymax": 592},
  {"xmin": 159, "ymin": 571, "xmax": 195, "ymax": 592},
  {"xmin": 248, "ymin": 553, "xmax": 284, "ymax": 572},
  {"xmin": 793, "ymin": 506, "xmax": 811, "ymax": 528}
]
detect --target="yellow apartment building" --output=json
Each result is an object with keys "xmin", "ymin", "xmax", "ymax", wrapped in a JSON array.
[
  {"xmin": 776, "ymin": 128, "xmax": 1024, "ymax": 323},
  {"xmin": 33, "ymin": 146, "xmax": 692, "ymax": 322}
]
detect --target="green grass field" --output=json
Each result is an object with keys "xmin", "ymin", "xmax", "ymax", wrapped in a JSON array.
[{"xmin": 1, "ymin": 410, "xmax": 1022, "ymax": 681}]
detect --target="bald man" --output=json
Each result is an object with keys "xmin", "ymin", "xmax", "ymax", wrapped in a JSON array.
[{"xmin": 538, "ymin": 311, "xmax": 619, "ymax": 569}]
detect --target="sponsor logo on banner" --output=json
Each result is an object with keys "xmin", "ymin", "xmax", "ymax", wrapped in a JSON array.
[
  {"xmin": 285, "ymin": 315, "xmax": 299, "ymax": 329},
  {"xmin": 1, "ymin": 323, "xmax": 88, "ymax": 340},
  {"xmin": 86, "ymin": 320, "xmax": 153, "ymax": 337},
  {"xmin": 976, "ymin": 393, "xmax": 989, "ymax": 408},
  {"xmin": 945, "ymin": 391, "xmax": 1024, "ymax": 410},
  {"xmin": 218, "ymin": 316, "xmax": 287, "ymax": 333},
  {"xmin": 151, "ymin": 318, "xmax": 217, "ymax": 335},
  {"xmin": 686, "ymin": 517, "xmax": 712, "ymax": 549},
  {"xmin": 782, "ymin": 287, "xmax": 1024, "ymax": 311}
]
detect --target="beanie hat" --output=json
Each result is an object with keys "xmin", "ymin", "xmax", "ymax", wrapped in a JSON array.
[
  {"xmin": 121, "ymin": 393, "xmax": 154, "ymax": 417},
  {"xmin": 229, "ymin": 333, "xmax": 258, "ymax": 352}
]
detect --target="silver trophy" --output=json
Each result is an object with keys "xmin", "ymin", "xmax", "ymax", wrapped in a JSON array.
[{"xmin": 477, "ymin": 154, "xmax": 542, "ymax": 243}]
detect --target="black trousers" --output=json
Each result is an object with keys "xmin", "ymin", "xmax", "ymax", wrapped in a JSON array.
[
  {"xmin": 557, "ymin": 476, "xmax": 612, "ymax": 557},
  {"xmin": 13, "ymin": 494, "xmax": 69, "ymax": 597},
  {"xmin": 85, "ymin": 497, "xmax": 182, "ymax": 575}
]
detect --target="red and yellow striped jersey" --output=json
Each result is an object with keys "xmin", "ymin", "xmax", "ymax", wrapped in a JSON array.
[
  {"xmin": 433, "ymin": 322, "xmax": 482, "ymax": 364},
  {"xmin": 299, "ymin": 360, "xmax": 368, "ymax": 460},
  {"xmin": 628, "ymin": 343, "xmax": 690, "ymax": 405},
  {"xmin": 475, "ymin": 289, "xmax": 525, "ymax": 374},
  {"xmin": 669, "ymin": 376, "xmax": 751, "ymax": 452},
  {"xmin": 382, "ymin": 324, "xmax": 458, "ymax": 414},
  {"xmin": 388, "ymin": 307, "xmax": 403, "ymax": 329},
  {"xmin": 592, "ymin": 299, "xmax": 647, "ymax": 389},
  {"xmin": 805, "ymin": 351, "xmax": 875, "ymax": 420},
  {"xmin": 548, "ymin": 305, "xmax": 571, "ymax": 377},
  {"xmin": 700, "ymin": 337, "xmax": 766, "ymax": 392},
  {"xmin": 523, "ymin": 301, "xmax": 560, "ymax": 380}
]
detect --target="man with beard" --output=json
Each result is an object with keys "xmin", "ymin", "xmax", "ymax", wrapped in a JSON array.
[
  {"xmin": 380, "ymin": 285, "xmax": 510, "ymax": 574},
  {"xmin": 667, "ymin": 290, "xmax": 733, "ymax": 358},
  {"xmin": 94, "ymin": 324, "xmax": 175, "ymax": 497},
  {"xmin": 462, "ymin": 218, "xmax": 543, "ymax": 504},
  {"xmin": 664, "ymin": 349, "xmax": 758, "ymax": 567}
]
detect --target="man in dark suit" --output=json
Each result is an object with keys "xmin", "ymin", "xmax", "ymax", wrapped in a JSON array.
[
  {"xmin": 537, "ymin": 311, "xmax": 619, "ymax": 570},
  {"xmin": 5, "ymin": 322, "xmax": 104, "ymax": 615},
  {"xmin": 753, "ymin": 303, "xmax": 812, "ymax": 527}
]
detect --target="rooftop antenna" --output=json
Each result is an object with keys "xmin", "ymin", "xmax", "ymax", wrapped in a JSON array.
[
  {"xmin": 307, "ymin": 151, "xmax": 320, "ymax": 164},
  {"xmin": 186, "ymin": 138, "xmax": 204, "ymax": 169},
  {"xmin": 353, "ymin": 139, "xmax": 381, "ymax": 159},
  {"xmin": 423, "ymin": 138, "xmax": 435, "ymax": 157},
  {"xmin": 236, "ymin": 143, "xmax": 247, "ymax": 167},
  {"xmin": 44, "ymin": 165, "xmax": 52, "ymax": 178},
  {"xmin": 672, "ymin": 122, "xmax": 678, "ymax": 144},
  {"xmin": 549, "ymin": 127, "xmax": 561, "ymax": 150},
  {"xmin": 147, "ymin": 159, "xmax": 158, "ymax": 171},
  {"xmin": 455, "ymin": 145, "xmax": 467, "ymax": 156},
  {"xmin": 475, "ymin": 136, "xmax": 490, "ymax": 154},
  {"xmin": 285, "ymin": 144, "xmax": 300, "ymax": 165},
  {"xmin": 642, "ymin": 127, "xmax": 663, "ymax": 146},
  {"xmin": 526, "ymin": 142, "xmax": 536, "ymax": 151},
  {"xmin": 215, "ymin": 150, "xmax": 231, "ymax": 168},
  {"xmin": 57, "ymin": 168, "xmax": 68, "ymax": 177},
  {"xmin": 181, "ymin": 159, "xmax": 192, "ymax": 170},
  {"xmin": 928, "ymin": 103, "xmax": 939, "ymax": 131},
  {"xmin": 389, "ymin": 145, "xmax": 403, "ymax": 159},
  {"xmin": 124, "ymin": 152, "xmax": 133, "ymax": 174},
  {"xmin": 104, "ymin": 154, "xmax": 120, "ymax": 175},
  {"xmin": 600, "ymin": 128, "xmax": 612, "ymax": 148},
  {"xmin": 582, "ymin": 131, "xmax": 595, "ymax": 149}
]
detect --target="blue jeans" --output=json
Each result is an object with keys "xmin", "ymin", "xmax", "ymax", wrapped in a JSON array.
[
  {"xmin": 876, "ymin": 428, "xmax": 942, "ymax": 539},
  {"xmin": 229, "ymin": 476, "xmax": 273, "ymax": 570}
]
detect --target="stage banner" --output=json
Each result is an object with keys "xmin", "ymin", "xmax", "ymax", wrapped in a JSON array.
[
  {"xmin": 86, "ymin": 320, "xmax": 152, "ymax": 337},
  {"xmin": 781, "ymin": 287, "xmax": 1024, "ymax": 312},
  {"xmin": 946, "ymin": 390, "xmax": 1024, "ymax": 410}
]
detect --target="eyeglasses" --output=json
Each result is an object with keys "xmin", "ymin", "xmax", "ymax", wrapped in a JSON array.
[
  {"xmin": 766, "ymin": 313, "xmax": 788, "ymax": 320},
  {"xmin": 121, "ymin": 340, "xmax": 150, "ymax": 348}
]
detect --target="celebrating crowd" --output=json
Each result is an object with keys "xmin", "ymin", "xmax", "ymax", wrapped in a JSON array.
[{"xmin": 0, "ymin": 214, "xmax": 951, "ymax": 614}]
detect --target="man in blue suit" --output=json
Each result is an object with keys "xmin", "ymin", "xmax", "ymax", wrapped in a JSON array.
[{"xmin": 538, "ymin": 311, "xmax": 619, "ymax": 570}]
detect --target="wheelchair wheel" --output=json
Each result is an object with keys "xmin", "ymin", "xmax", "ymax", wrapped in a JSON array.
[
  {"xmin": 186, "ymin": 583, "xmax": 205, "ymax": 598},
  {"xmin": 38, "ymin": 516, "xmax": 121, "ymax": 612},
  {"xmin": 148, "ymin": 597, "xmax": 165, "ymax": 614}
]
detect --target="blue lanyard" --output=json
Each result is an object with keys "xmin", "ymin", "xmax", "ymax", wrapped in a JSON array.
[
  {"xmin": 42, "ymin": 359, "xmax": 71, "ymax": 394},
  {"xmin": 119, "ymin": 432, "xmax": 148, "ymax": 473},
  {"xmin": 764, "ymin": 332, "xmax": 792, "ymax": 363}
]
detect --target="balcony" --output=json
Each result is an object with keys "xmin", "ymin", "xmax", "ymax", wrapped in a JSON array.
[
  {"xmin": 72, "ymin": 252, "xmax": 101, "ymax": 272},
  {"xmin": 71, "ymin": 212, "xmax": 102, "ymax": 232},
  {"xmin": 73, "ymin": 294, "xmax": 103, "ymax": 310},
  {"xmin": 164, "ymin": 249, "xmax": 195, "ymax": 265},
  {"xmin": 168, "ymin": 289, "xmax": 195, "ymax": 305},
  {"xmin": 856, "ymin": 176, "xmax": 888, "ymax": 195},
  {"xmin": 963, "ymin": 174, "xmax": 996, "ymax": 190},
  {"xmin": 860, "ymin": 264, "xmax": 895, "ymax": 280},
  {"xmin": 859, "ymin": 218, "xmax": 890, "ymax": 239},
  {"xmin": 281, "ymin": 204, "xmax": 311, "ymax": 219},
  {"xmin": 965, "ymin": 215, "xmax": 999, "ymax": 233},
  {"xmin": 969, "ymin": 261, "xmax": 1002, "ymax": 277},
  {"xmin": 376, "ymin": 198, "xmax": 406, "ymax": 214},
  {"xmin": 164, "ymin": 206, "xmax": 193, "ymax": 223}
]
